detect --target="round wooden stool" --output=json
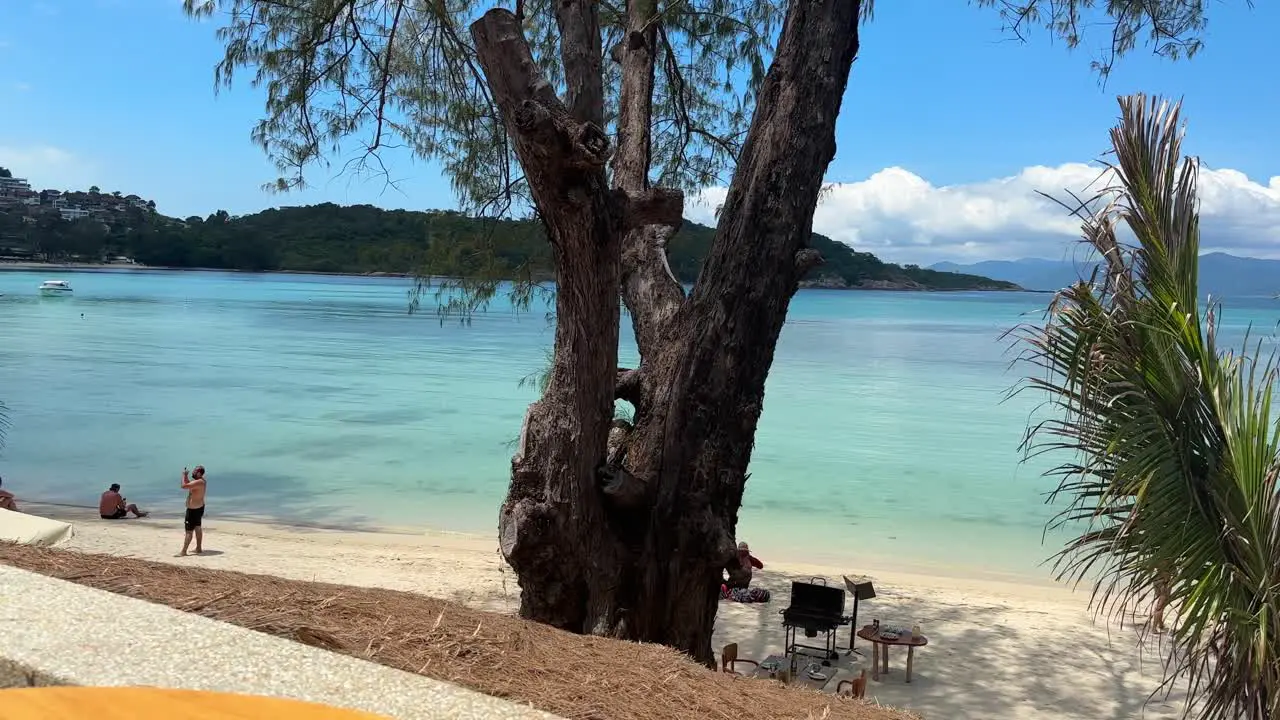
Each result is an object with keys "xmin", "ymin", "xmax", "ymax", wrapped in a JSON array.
[{"xmin": 0, "ymin": 687, "xmax": 391, "ymax": 719}]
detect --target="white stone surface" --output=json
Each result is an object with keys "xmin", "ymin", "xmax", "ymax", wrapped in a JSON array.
[
  {"xmin": 0, "ymin": 509, "xmax": 73, "ymax": 547},
  {"xmin": 0, "ymin": 565, "xmax": 561, "ymax": 719}
]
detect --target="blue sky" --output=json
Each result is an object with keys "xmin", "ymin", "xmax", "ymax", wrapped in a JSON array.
[{"xmin": 1, "ymin": 0, "xmax": 1276, "ymax": 264}]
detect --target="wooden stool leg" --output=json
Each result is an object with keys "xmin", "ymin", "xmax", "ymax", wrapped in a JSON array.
[
  {"xmin": 906, "ymin": 646, "xmax": 914, "ymax": 683},
  {"xmin": 881, "ymin": 645, "xmax": 889, "ymax": 675},
  {"xmin": 871, "ymin": 643, "xmax": 881, "ymax": 680}
]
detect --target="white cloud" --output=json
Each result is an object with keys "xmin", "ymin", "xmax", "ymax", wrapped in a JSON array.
[
  {"xmin": 0, "ymin": 145, "xmax": 99, "ymax": 191},
  {"xmin": 12, "ymin": 82, "xmax": 30, "ymax": 92},
  {"xmin": 687, "ymin": 163, "xmax": 1280, "ymax": 265}
]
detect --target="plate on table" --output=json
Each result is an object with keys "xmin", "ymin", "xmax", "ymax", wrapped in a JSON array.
[{"xmin": 879, "ymin": 631, "xmax": 900, "ymax": 641}]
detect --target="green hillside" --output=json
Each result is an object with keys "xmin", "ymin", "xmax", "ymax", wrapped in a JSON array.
[{"xmin": 0, "ymin": 195, "xmax": 1017, "ymax": 290}]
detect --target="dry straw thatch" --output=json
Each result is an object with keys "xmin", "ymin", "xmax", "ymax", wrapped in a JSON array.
[{"xmin": 0, "ymin": 544, "xmax": 913, "ymax": 720}]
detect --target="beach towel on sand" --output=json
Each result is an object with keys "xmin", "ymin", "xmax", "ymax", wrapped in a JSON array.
[
  {"xmin": 0, "ymin": 508, "xmax": 74, "ymax": 547},
  {"xmin": 721, "ymin": 585, "xmax": 771, "ymax": 603}
]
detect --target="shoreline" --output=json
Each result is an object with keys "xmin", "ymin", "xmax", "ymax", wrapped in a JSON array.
[
  {"xmin": 0, "ymin": 261, "xmax": 410, "ymax": 280},
  {"xmin": 0, "ymin": 261, "xmax": 1035, "ymax": 292},
  {"xmin": 23, "ymin": 499, "xmax": 1061, "ymax": 593},
  {"xmin": 13, "ymin": 501, "xmax": 1184, "ymax": 719}
]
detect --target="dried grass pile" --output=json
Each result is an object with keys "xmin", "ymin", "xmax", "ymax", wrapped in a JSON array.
[{"xmin": 0, "ymin": 544, "xmax": 912, "ymax": 720}]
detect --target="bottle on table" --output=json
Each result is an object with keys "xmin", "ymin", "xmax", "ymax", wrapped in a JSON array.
[{"xmin": 911, "ymin": 622, "xmax": 921, "ymax": 640}]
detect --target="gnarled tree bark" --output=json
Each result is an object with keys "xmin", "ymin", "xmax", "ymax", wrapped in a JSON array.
[
  {"xmin": 475, "ymin": 5, "xmax": 625, "ymax": 633},
  {"xmin": 476, "ymin": 0, "xmax": 860, "ymax": 663},
  {"xmin": 618, "ymin": 0, "xmax": 856, "ymax": 661}
]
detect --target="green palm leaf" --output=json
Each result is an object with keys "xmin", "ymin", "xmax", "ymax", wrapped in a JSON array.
[{"xmin": 1012, "ymin": 94, "xmax": 1280, "ymax": 720}]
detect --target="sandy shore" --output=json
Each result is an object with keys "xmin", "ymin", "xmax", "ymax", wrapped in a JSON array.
[{"xmin": 22, "ymin": 504, "xmax": 1184, "ymax": 719}]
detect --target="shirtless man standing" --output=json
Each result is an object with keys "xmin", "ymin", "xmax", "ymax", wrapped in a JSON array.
[{"xmin": 179, "ymin": 465, "xmax": 207, "ymax": 556}]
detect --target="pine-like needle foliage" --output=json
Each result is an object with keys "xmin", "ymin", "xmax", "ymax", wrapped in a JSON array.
[
  {"xmin": 975, "ymin": 0, "xmax": 1211, "ymax": 78},
  {"xmin": 183, "ymin": 0, "xmax": 1227, "ymax": 318},
  {"xmin": 1012, "ymin": 94, "xmax": 1280, "ymax": 720},
  {"xmin": 183, "ymin": 0, "xmax": 785, "ymax": 315},
  {"xmin": 182, "ymin": 0, "xmax": 782, "ymax": 205}
]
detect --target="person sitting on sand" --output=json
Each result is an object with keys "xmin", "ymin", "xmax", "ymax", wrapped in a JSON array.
[
  {"xmin": 720, "ymin": 542, "xmax": 770, "ymax": 603},
  {"xmin": 0, "ymin": 476, "xmax": 18, "ymax": 513},
  {"xmin": 724, "ymin": 541, "xmax": 765, "ymax": 590},
  {"xmin": 737, "ymin": 541, "xmax": 764, "ymax": 586},
  {"xmin": 99, "ymin": 483, "xmax": 148, "ymax": 519},
  {"xmin": 179, "ymin": 465, "xmax": 207, "ymax": 556}
]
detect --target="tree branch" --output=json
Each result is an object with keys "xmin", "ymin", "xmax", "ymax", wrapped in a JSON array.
[
  {"xmin": 474, "ymin": 8, "xmax": 624, "ymax": 630},
  {"xmin": 692, "ymin": 0, "xmax": 862, "ymax": 305},
  {"xmin": 555, "ymin": 0, "xmax": 606, "ymax": 127},
  {"xmin": 471, "ymin": 9, "xmax": 612, "ymax": 197},
  {"xmin": 615, "ymin": 367, "xmax": 644, "ymax": 407},
  {"xmin": 615, "ymin": 186, "xmax": 683, "ymax": 232},
  {"xmin": 612, "ymin": 0, "xmax": 685, "ymax": 360},
  {"xmin": 794, "ymin": 248, "xmax": 824, "ymax": 278},
  {"xmin": 636, "ymin": 0, "xmax": 867, "ymax": 579}
]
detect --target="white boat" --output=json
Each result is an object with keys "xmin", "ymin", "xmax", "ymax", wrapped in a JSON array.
[{"xmin": 38, "ymin": 280, "xmax": 73, "ymax": 296}]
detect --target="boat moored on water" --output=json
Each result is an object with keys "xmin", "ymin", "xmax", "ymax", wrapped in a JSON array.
[{"xmin": 38, "ymin": 280, "xmax": 73, "ymax": 296}]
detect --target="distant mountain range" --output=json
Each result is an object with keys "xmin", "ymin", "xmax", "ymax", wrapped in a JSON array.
[{"xmin": 930, "ymin": 252, "xmax": 1280, "ymax": 298}]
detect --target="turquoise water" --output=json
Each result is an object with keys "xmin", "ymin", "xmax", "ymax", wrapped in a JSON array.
[{"xmin": 2, "ymin": 269, "xmax": 1277, "ymax": 576}]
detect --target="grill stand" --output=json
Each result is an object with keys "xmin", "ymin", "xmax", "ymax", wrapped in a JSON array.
[
  {"xmin": 783, "ymin": 621, "xmax": 842, "ymax": 661},
  {"xmin": 846, "ymin": 594, "xmax": 865, "ymax": 656}
]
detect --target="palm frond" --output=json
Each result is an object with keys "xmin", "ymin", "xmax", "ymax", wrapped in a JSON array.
[{"xmin": 1011, "ymin": 94, "xmax": 1280, "ymax": 720}]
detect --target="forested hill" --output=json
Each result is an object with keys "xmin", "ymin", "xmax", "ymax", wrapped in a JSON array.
[{"xmin": 2, "ymin": 200, "xmax": 1017, "ymax": 290}]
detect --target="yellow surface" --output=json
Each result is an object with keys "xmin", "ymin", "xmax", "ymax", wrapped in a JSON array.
[{"xmin": 0, "ymin": 687, "xmax": 392, "ymax": 719}]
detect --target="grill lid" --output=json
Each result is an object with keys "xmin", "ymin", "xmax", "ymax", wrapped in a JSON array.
[{"xmin": 785, "ymin": 580, "xmax": 845, "ymax": 618}]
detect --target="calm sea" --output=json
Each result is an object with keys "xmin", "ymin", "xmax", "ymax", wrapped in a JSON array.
[{"xmin": 2, "ymin": 269, "xmax": 1276, "ymax": 577}]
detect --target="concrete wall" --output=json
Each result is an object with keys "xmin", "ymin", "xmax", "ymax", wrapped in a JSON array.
[{"xmin": 0, "ymin": 565, "xmax": 561, "ymax": 719}]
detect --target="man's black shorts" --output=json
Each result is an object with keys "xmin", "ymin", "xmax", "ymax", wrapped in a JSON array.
[
  {"xmin": 100, "ymin": 508, "xmax": 127, "ymax": 520},
  {"xmin": 184, "ymin": 505, "xmax": 206, "ymax": 532}
]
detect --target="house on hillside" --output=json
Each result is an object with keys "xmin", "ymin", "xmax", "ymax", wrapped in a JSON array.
[{"xmin": 0, "ymin": 176, "xmax": 32, "ymax": 196}]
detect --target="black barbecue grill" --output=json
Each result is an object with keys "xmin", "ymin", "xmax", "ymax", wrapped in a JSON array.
[{"xmin": 779, "ymin": 577, "xmax": 847, "ymax": 659}]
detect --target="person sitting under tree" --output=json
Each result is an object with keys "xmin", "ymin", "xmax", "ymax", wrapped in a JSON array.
[{"xmin": 720, "ymin": 541, "xmax": 770, "ymax": 603}]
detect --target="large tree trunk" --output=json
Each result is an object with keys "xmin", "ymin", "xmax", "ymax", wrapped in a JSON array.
[
  {"xmin": 473, "ymin": 5, "xmax": 625, "ymax": 632},
  {"xmin": 475, "ymin": 0, "xmax": 862, "ymax": 663}
]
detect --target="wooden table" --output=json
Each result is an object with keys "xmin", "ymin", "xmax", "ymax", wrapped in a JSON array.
[
  {"xmin": 749, "ymin": 653, "xmax": 838, "ymax": 690},
  {"xmin": 0, "ymin": 687, "xmax": 391, "ymax": 719},
  {"xmin": 856, "ymin": 626, "xmax": 929, "ymax": 683}
]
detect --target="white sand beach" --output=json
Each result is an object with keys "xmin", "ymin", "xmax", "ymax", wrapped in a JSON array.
[{"xmin": 26, "ymin": 504, "xmax": 1184, "ymax": 719}]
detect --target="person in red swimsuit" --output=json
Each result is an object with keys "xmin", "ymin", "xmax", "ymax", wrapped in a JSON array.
[
  {"xmin": 721, "ymin": 541, "xmax": 771, "ymax": 602},
  {"xmin": 737, "ymin": 541, "xmax": 764, "ymax": 584}
]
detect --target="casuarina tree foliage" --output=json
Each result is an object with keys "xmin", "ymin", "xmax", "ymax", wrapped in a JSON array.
[{"xmin": 186, "ymin": 0, "xmax": 1234, "ymax": 662}]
